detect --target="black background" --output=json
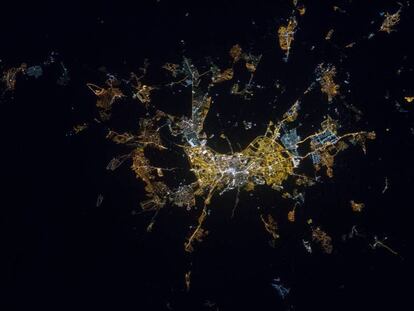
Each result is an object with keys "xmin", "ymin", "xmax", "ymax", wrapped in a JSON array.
[{"xmin": 2, "ymin": 1, "xmax": 412, "ymax": 310}]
